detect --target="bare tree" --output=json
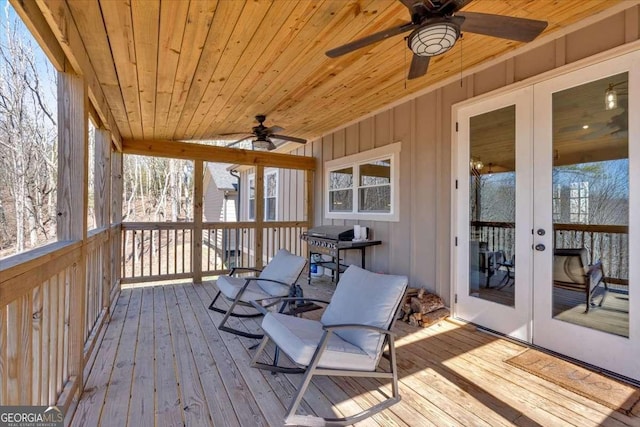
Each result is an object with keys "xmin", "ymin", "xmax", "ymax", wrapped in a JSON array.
[
  {"xmin": 0, "ymin": 8, "xmax": 57, "ymax": 256},
  {"xmin": 121, "ymin": 154, "xmax": 193, "ymax": 222}
]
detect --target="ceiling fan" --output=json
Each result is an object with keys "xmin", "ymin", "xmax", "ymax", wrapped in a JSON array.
[
  {"xmin": 326, "ymin": 0, "xmax": 548, "ymax": 80},
  {"xmin": 225, "ymin": 115, "xmax": 307, "ymax": 151}
]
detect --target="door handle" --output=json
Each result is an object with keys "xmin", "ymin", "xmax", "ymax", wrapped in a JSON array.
[
  {"xmin": 537, "ymin": 229, "xmax": 546, "ymax": 236},
  {"xmin": 535, "ymin": 244, "xmax": 545, "ymax": 251}
]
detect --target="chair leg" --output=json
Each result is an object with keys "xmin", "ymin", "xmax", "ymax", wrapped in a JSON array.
[
  {"xmin": 388, "ymin": 335, "xmax": 399, "ymax": 400},
  {"xmin": 208, "ymin": 290, "xmax": 263, "ymax": 318},
  {"xmin": 284, "ymin": 334, "xmax": 401, "ymax": 426},
  {"xmin": 587, "ymin": 279, "xmax": 609, "ymax": 309},
  {"xmin": 251, "ymin": 336, "xmax": 305, "ymax": 374},
  {"xmin": 215, "ymin": 293, "xmax": 264, "ymax": 339},
  {"xmin": 284, "ymin": 335, "xmax": 327, "ymax": 424},
  {"xmin": 585, "ymin": 286, "xmax": 591, "ymax": 313},
  {"xmin": 598, "ymin": 280, "xmax": 609, "ymax": 307}
]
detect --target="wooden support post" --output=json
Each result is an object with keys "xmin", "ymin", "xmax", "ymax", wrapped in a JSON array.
[
  {"xmin": 57, "ymin": 64, "xmax": 87, "ymax": 400},
  {"xmin": 305, "ymin": 169, "xmax": 314, "ymax": 228},
  {"xmin": 111, "ymin": 151, "xmax": 123, "ymax": 290},
  {"xmin": 95, "ymin": 128, "xmax": 111, "ymax": 309},
  {"xmin": 193, "ymin": 160, "xmax": 203, "ymax": 284},
  {"xmin": 111, "ymin": 151, "xmax": 123, "ymax": 225},
  {"xmin": 255, "ymin": 165, "xmax": 264, "ymax": 269},
  {"xmin": 94, "ymin": 128, "xmax": 111, "ymax": 229}
]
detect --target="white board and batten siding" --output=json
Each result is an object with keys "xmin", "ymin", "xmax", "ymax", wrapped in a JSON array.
[{"xmin": 202, "ymin": 163, "xmax": 238, "ymax": 253}]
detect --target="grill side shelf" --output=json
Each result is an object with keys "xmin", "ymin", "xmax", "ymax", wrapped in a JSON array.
[{"xmin": 302, "ymin": 234, "xmax": 382, "ymax": 284}]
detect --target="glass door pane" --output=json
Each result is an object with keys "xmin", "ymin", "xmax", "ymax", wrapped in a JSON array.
[
  {"xmin": 551, "ymin": 73, "xmax": 629, "ymax": 337},
  {"xmin": 469, "ymin": 106, "xmax": 516, "ymax": 307}
]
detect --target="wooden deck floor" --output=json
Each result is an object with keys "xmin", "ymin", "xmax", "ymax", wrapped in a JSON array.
[{"xmin": 70, "ymin": 280, "xmax": 640, "ymax": 427}]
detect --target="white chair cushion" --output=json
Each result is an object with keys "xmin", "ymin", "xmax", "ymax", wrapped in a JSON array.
[
  {"xmin": 216, "ymin": 276, "xmax": 271, "ymax": 303},
  {"xmin": 258, "ymin": 249, "xmax": 306, "ymax": 296},
  {"xmin": 262, "ymin": 312, "xmax": 377, "ymax": 371},
  {"xmin": 321, "ymin": 265, "xmax": 408, "ymax": 357},
  {"xmin": 553, "ymin": 248, "xmax": 588, "ymax": 285}
]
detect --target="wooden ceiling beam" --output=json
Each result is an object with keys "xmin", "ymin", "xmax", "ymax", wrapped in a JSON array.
[
  {"xmin": 33, "ymin": 0, "xmax": 123, "ymax": 150},
  {"xmin": 122, "ymin": 139, "xmax": 316, "ymax": 171},
  {"xmin": 65, "ymin": 0, "xmax": 132, "ymax": 140},
  {"xmin": 9, "ymin": 0, "xmax": 65, "ymax": 70}
]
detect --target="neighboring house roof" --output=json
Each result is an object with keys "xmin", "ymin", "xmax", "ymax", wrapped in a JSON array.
[{"xmin": 206, "ymin": 163, "xmax": 237, "ymax": 191}]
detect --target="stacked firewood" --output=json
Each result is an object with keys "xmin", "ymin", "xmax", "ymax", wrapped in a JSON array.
[{"xmin": 399, "ymin": 288, "xmax": 450, "ymax": 328}]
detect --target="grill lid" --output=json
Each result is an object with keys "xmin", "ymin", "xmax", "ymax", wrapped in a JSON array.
[{"xmin": 305, "ymin": 225, "xmax": 354, "ymax": 241}]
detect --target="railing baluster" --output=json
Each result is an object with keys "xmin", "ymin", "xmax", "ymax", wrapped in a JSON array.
[
  {"xmin": 140, "ymin": 230, "xmax": 144, "ymax": 277},
  {"xmin": 156, "ymin": 229, "xmax": 160, "ymax": 276},
  {"xmin": 133, "ymin": 231, "xmax": 138, "ymax": 278}
]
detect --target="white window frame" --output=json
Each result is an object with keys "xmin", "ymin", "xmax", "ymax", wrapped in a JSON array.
[
  {"xmin": 264, "ymin": 169, "xmax": 278, "ymax": 221},
  {"xmin": 569, "ymin": 181, "xmax": 589, "ymax": 224},
  {"xmin": 247, "ymin": 175, "xmax": 255, "ymax": 220},
  {"xmin": 247, "ymin": 169, "xmax": 278, "ymax": 221},
  {"xmin": 324, "ymin": 142, "xmax": 401, "ymax": 222}
]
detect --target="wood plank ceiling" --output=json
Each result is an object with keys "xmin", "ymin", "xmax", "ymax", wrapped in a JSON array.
[{"xmin": 59, "ymin": 0, "xmax": 621, "ymax": 144}]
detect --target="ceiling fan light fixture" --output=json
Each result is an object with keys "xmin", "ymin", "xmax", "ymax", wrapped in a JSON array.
[
  {"xmin": 605, "ymin": 84, "xmax": 618, "ymax": 110},
  {"xmin": 409, "ymin": 20, "xmax": 460, "ymax": 57},
  {"xmin": 252, "ymin": 138, "xmax": 275, "ymax": 151},
  {"xmin": 469, "ymin": 157, "xmax": 484, "ymax": 171}
]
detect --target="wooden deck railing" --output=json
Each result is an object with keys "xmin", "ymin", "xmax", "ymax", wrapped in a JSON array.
[
  {"xmin": 554, "ymin": 223, "xmax": 629, "ymax": 285},
  {"xmin": 121, "ymin": 221, "xmax": 309, "ymax": 282},
  {"xmin": 0, "ymin": 225, "xmax": 120, "ymax": 412},
  {"xmin": 471, "ymin": 221, "xmax": 629, "ymax": 285},
  {"xmin": 471, "ymin": 221, "xmax": 515, "ymax": 258},
  {"xmin": 121, "ymin": 222, "xmax": 194, "ymax": 284}
]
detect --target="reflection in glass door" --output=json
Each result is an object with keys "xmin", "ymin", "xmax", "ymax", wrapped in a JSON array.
[
  {"xmin": 551, "ymin": 73, "xmax": 629, "ymax": 338},
  {"xmin": 469, "ymin": 106, "xmax": 516, "ymax": 308}
]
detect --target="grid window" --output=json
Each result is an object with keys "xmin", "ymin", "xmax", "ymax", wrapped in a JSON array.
[
  {"xmin": 325, "ymin": 143, "xmax": 400, "ymax": 222},
  {"xmin": 248, "ymin": 170, "xmax": 278, "ymax": 221}
]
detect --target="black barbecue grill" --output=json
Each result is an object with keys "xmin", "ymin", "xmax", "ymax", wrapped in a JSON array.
[{"xmin": 301, "ymin": 225, "xmax": 381, "ymax": 284}]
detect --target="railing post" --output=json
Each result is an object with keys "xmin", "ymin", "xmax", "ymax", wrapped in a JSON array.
[
  {"xmin": 193, "ymin": 161, "xmax": 203, "ymax": 284},
  {"xmin": 95, "ymin": 128, "xmax": 112, "ymax": 311},
  {"xmin": 255, "ymin": 165, "xmax": 264, "ymax": 269},
  {"xmin": 57, "ymin": 62, "xmax": 87, "ymax": 401},
  {"xmin": 305, "ymin": 169, "xmax": 314, "ymax": 227}
]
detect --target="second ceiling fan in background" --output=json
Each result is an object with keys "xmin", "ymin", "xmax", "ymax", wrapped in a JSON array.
[
  {"xmin": 326, "ymin": 0, "xmax": 548, "ymax": 79},
  {"xmin": 226, "ymin": 115, "xmax": 307, "ymax": 151}
]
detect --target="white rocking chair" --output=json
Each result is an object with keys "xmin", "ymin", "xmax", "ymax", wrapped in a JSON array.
[
  {"xmin": 251, "ymin": 265, "xmax": 408, "ymax": 426},
  {"xmin": 209, "ymin": 248, "xmax": 306, "ymax": 339}
]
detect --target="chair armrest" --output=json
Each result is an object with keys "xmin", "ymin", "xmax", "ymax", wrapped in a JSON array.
[
  {"xmin": 241, "ymin": 276, "xmax": 292, "ymax": 291},
  {"xmin": 250, "ymin": 297, "xmax": 329, "ymax": 315},
  {"xmin": 323, "ymin": 323, "xmax": 396, "ymax": 337},
  {"xmin": 254, "ymin": 296, "xmax": 330, "ymax": 308},
  {"xmin": 230, "ymin": 266, "xmax": 263, "ymax": 276},
  {"xmin": 586, "ymin": 260, "xmax": 603, "ymax": 274},
  {"xmin": 587, "ymin": 260, "xmax": 604, "ymax": 285}
]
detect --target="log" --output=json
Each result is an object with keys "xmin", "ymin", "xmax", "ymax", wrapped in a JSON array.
[
  {"xmin": 406, "ymin": 287, "xmax": 420, "ymax": 296},
  {"xmin": 408, "ymin": 313, "xmax": 421, "ymax": 327},
  {"xmin": 410, "ymin": 294, "xmax": 445, "ymax": 315},
  {"xmin": 419, "ymin": 308, "xmax": 450, "ymax": 328}
]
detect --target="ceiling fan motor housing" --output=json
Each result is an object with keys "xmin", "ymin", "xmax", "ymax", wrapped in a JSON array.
[
  {"xmin": 408, "ymin": 19, "xmax": 460, "ymax": 57},
  {"xmin": 252, "ymin": 135, "xmax": 276, "ymax": 151}
]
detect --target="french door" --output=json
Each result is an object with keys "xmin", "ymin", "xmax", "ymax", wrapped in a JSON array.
[
  {"xmin": 532, "ymin": 53, "xmax": 639, "ymax": 381},
  {"xmin": 453, "ymin": 87, "xmax": 533, "ymax": 342},
  {"xmin": 454, "ymin": 50, "xmax": 639, "ymax": 381}
]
